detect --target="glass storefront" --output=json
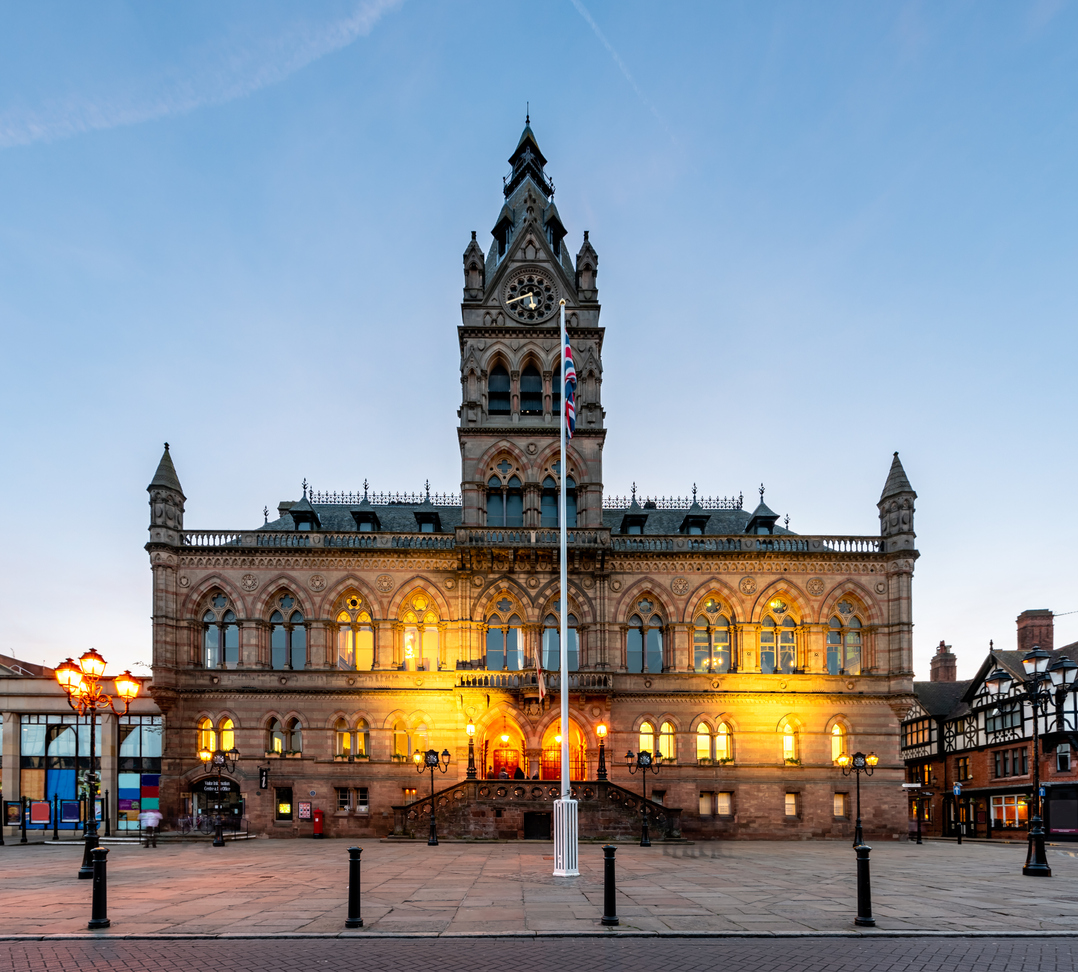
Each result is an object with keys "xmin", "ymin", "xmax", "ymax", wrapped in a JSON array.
[{"xmin": 991, "ymin": 794, "xmax": 1029, "ymax": 830}]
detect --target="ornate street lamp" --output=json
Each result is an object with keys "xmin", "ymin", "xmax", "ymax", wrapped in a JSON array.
[
  {"xmin": 415, "ymin": 748, "xmax": 451, "ymax": 845},
  {"xmin": 596, "ymin": 724, "xmax": 608, "ymax": 781},
  {"xmin": 466, "ymin": 721, "xmax": 477, "ymax": 780},
  {"xmin": 836, "ymin": 750, "xmax": 878, "ymax": 847},
  {"xmin": 55, "ymin": 652, "xmax": 141, "ymax": 878},
  {"xmin": 624, "ymin": 747, "xmax": 663, "ymax": 847},
  {"xmin": 985, "ymin": 646, "xmax": 1078, "ymax": 877},
  {"xmin": 197, "ymin": 743, "xmax": 240, "ymax": 847}
]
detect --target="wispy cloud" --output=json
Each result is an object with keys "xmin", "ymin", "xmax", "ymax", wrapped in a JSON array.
[
  {"xmin": 568, "ymin": 0, "xmax": 676, "ymax": 145},
  {"xmin": 0, "ymin": 0, "xmax": 403, "ymax": 150}
]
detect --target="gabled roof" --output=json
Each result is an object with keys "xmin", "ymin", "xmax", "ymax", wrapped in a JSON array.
[{"xmin": 913, "ymin": 679, "xmax": 972, "ymax": 719}]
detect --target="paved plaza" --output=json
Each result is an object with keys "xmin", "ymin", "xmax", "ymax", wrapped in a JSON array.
[{"xmin": 2, "ymin": 837, "xmax": 1078, "ymax": 937}]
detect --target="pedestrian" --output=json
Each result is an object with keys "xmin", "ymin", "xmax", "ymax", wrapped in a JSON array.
[{"xmin": 138, "ymin": 807, "xmax": 162, "ymax": 847}]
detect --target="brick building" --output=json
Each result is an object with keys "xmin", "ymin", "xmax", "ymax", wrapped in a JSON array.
[
  {"xmin": 902, "ymin": 612, "xmax": 1078, "ymax": 840},
  {"xmin": 147, "ymin": 122, "xmax": 918, "ymax": 840}
]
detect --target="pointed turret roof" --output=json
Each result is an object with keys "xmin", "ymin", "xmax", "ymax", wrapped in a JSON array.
[
  {"xmin": 505, "ymin": 117, "xmax": 553, "ymax": 198},
  {"xmin": 148, "ymin": 443, "xmax": 184, "ymax": 496},
  {"xmin": 879, "ymin": 452, "xmax": 915, "ymax": 501}
]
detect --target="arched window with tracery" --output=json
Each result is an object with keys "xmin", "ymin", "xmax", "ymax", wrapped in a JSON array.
[
  {"xmin": 268, "ymin": 719, "xmax": 285, "ymax": 753},
  {"xmin": 542, "ymin": 612, "xmax": 578, "ymax": 671},
  {"xmin": 335, "ymin": 718, "xmax": 352, "ymax": 757},
  {"xmin": 832, "ymin": 723, "xmax": 847, "ymax": 762},
  {"xmin": 658, "ymin": 721, "xmax": 676, "ymax": 760},
  {"xmin": 639, "ymin": 721, "xmax": 655, "ymax": 754},
  {"xmin": 269, "ymin": 594, "xmax": 306, "ymax": 670},
  {"xmin": 392, "ymin": 721, "xmax": 408, "ymax": 757},
  {"xmin": 827, "ymin": 602, "xmax": 863, "ymax": 675},
  {"xmin": 202, "ymin": 594, "xmax": 240, "ymax": 668},
  {"xmin": 759, "ymin": 600, "xmax": 798, "ymax": 674},
  {"xmin": 693, "ymin": 598, "xmax": 732, "ymax": 673},
  {"xmin": 520, "ymin": 364, "xmax": 543, "ymax": 414},
  {"xmin": 487, "ymin": 474, "xmax": 523, "ymax": 527},
  {"xmin": 286, "ymin": 718, "xmax": 302, "ymax": 753},
  {"xmin": 486, "ymin": 600, "xmax": 524, "ymax": 671},
  {"xmin": 355, "ymin": 718, "xmax": 369, "ymax": 757},
  {"xmin": 411, "ymin": 723, "xmax": 429, "ymax": 757},
  {"xmin": 401, "ymin": 592, "xmax": 440, "ymax": 672},
  {"xmin": 541, "ymin": 469, "xmax": 577, "ymax": 528},
  {"xmin": 627, "ymin": 601, "xmax": 663, "ymax": 673},
  {"xmin": 336, "ymin": 595, "xmax": 374, "ymax": 671},
  {"xmin": 696, "ymin": 724, "xmax": 712, "ymax": 761},
  {"xmin": 488, "ymin": 364, "xmax": 511, "ymax": 415}
]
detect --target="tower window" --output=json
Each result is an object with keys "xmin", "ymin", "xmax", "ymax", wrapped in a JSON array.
[
  {"xmin": 541, "ymin": 475, "xmax": 576, "ymax": 528},
  {"xmin": 487, "ymin": 475, "xmax": 523, "ymax": 527},
  {"xmin": 827, "ymin": 616, "xmax": 863, "ymax": 676},
  {"xmin": 520, "ymin": 365, "xmax": 543, "ymax": 415},
  {"xmin": 488, "ymin": 365, "xmax": 511, "ymax": 415}
]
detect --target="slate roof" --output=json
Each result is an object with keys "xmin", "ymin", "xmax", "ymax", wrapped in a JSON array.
[
  {"xmin": 263, "ymin": 504, "xmax": 464, "ymax": 534},
  {"xmin": 601, "ymin": 506, "xmax": 792, "ymax": 536},
  {"xmin": 879, "ymin": 452, "xmax": 914, "ymax": 501},
  {"xmin": 912, "ymin": 680, "xmax": 973, "ymax": 719},
  {"xmin": 148, "ymin": 444, "xmax": 184, "ymax": 494}
]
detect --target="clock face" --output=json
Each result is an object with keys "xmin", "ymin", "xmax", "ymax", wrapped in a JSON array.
[{"xmin": 503, "ymin": 270, "xmax": 557, "ymax": 323}]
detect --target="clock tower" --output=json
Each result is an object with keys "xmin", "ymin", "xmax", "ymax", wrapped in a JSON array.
[{"xmin": 458, "ymin": 121, "xmax": 606, "ymax": 529}]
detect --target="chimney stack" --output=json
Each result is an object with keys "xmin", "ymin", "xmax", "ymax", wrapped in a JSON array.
[
  {"xmin": 1016, "ymin": 609, "xmax": 1053, "ymax": 653},
  {"xmin": 930, "ymin": 640, "xmax": 957, "ymax": 682}
]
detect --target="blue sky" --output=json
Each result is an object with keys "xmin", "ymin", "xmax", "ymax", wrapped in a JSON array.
[{"xmin": 2, "ymin": 1, "xmax": 1077, "ymax": 678}]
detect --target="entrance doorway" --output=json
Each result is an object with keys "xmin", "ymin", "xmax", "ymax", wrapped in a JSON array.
[
  {"xmin": 191, "ymin": 776, "xmax": 244, "ymax": 825},
  {"xmin": 540, "ymin": 718, "xmax": 587, "ymax": 780},
  {"xmin": 523, "ymin": 811, "xmax": 552, "ymax": 840}
]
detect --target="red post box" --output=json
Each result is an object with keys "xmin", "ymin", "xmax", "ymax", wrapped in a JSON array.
[{"xmin": 312, "ymin": 807, "xmax": 324, "ymax": 838}]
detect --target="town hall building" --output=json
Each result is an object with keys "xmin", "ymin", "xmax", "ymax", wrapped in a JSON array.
[{"xmin": 146, "ymin": 122, "xmax": 919, "ymax": 840}]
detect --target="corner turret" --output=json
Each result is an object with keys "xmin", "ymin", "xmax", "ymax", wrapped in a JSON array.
[
  {"xmin": 147, "ymin": 443, "xmax": 185, "ymax": 546},
  {"xmin": 878, "ymin": 452, "xmax": 916, "ymax": 552}
]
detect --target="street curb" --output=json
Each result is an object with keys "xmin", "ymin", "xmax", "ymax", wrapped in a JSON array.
[{"xmin": 4, "ymin": 930, "xmax": 1078, "ymax": 941}]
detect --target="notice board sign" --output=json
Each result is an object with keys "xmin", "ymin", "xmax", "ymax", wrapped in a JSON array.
[
  {"xmin": 60, "ymin": 800, "xmax": 82, "ymax": 824},
  {"xmin": 298, "ymin": 801, "xmax": 312, "ymax": 820},
  {"xmin": 4, "ymin": 801, "xmax": 21, "ymax": 826},
  {"xmin": 30, "ymin": 801, "xmax": 51, "ymax": 825}
]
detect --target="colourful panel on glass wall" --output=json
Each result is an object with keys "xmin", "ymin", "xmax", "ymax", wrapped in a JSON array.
[
  {"xmin": 118, "ymin": 788, "xmax": 140, "ymax": 801},
  {"xmin": 141, "ymin": 774, "xmax": 160, "ymax": 788},
  {"xmin": 118, "ymin": 799, "xmax": 137, "ymax": 811},
  {"xmin": 140, "ymin": 797, "xmax": 159, "ymax": 810},
  {"xmin": 140, "ymin": 785, "xmax": 160, "ymax": 798}
]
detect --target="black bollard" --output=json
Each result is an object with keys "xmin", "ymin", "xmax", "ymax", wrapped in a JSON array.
[
  {"xmin": 345, "ymin": 846, "xmax": 363, "ymax": 928},
  {"xmin": 20, "ymin": 797, "xmax": 27, "ymax": 844},
  {"xmin": 601, "ymin": 844, "xmax": 619, "ymax": 926},
  {"xmin": 104, "ymin": 790, "xmax": 111, "ymax": 838},
  {"xmin": 854, "ymin": 843, "xmax": 875, "ymax": 927},
  {"xmin": 53, "ymin": 794, "xmax": 59, "ymax": 842},
  {"xmin": 88, "ymin": 847, "xmax": 110, "ymax": 929}
]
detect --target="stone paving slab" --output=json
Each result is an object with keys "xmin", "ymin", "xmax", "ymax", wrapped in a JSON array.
[{"xmin": 2, "ymin": 837, "xmax": 1078, "ymax": 937}]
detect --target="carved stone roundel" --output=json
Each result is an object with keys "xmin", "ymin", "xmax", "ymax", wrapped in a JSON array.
[
  {"xmin": 806, "ymin": 578, "xmax": 825, "ymax": 597},
  {"xmin": 178, "ymin": 575, "xmax": 190, "ymax": 588},
  {"xmin": 875, "ymin": 581, "xmax": 887, "ymax": 594},
  {"xmin": 241, "ymin": 574, "xmax": 258, "ymax": 592},
  {"xmin": 444, "ymin": 577, "xmax": 456, "ymax": 590},
  {"xmin": 739, "ymin": 576, "xmax": 757, "ymax": 595},
  {"xmin": 671, "ymin": 577, "xmax": 690, "ymax": 596},
  {"xmin": 308, "ymin": 574, "xmax": 326, "ymax": 592},
  {"xmin": 610, "ymin": 579, "xmax": 623, "ymax": 592},
  {"xmin": 376, "ymin": 574, "xmax": 395, "ymax": 593}
]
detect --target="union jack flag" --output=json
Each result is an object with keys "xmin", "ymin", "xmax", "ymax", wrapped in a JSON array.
[{"xmin": 563, "ymin": 334, "xmax": 576, "ymax": 438}]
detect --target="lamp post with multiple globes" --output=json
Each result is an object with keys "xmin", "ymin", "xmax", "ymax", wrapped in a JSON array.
[
  {"xmin": 624, "ymin": 747, "xmax": 663, "ymax": 847},
  {"xmin": 835, "ymin": 749, "xmax": 879, "ymax": 928},
  {"xmin": 197, "ymin": 743, "xmax": 240, "ymax": 847},
  {"xmin": 54, "ymin": 651, "xmax": 141, "ymax": 879},
  {"xmin": 985, "ymin": 646, "xmax": 1078, "ymax": 877},
  {"xmin": 835, "ymin": 750, "xmax": 879, "ymax": 848},
  {"xmin": 596, "ymin": 724, "xmax": 608, "ymax": 780},
  {"xmin": 466, "ymin": 722, "xmax": 477, "ymax": 780},
  {"xmin": 414, "ymin": 748, "xmax": 451, "ymax": 845}
]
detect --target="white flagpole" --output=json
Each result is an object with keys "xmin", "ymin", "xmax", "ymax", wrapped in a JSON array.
[{"xmin": 553, "ymin": 298, "xmax": 578, "ymax": 877}]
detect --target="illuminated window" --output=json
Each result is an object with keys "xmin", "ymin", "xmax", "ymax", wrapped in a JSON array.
[
  {"xmin": 716, "ymin": 723, "xmax": 732, "ymax": 761},
  {"xmin": 716, "ymin": 791, "xmax": 733, "ymax": 816},
  {"xmin": 412, "ymin": 723, "xmax": 429, "ymax": 757},
  {"xmin": 542, "ymin": 613, "xmax": 579, "ymax": 672},
  {"xmin": 627, "ymin": 608, "xmax": 663, "ymax": 673},
  {"xmin": 639, "ymin": 722, "xmax": 655, "ymax": 755},
  {"xmin": 336, "ymin": 598, "xmax": 374, "ymax": 671},
  {"xmin": 831, "ymin": 724, "xmax": 847, "ymax": 763},
  {"xmin": 275, "ymin": 786, "xmax": 293, "ymax": 820},
  {"xmin": 696, "ymin": 725, "xmax": 712, "ymax": 761},
  {"xmin": 658, "ymin": 722, "xmax": 676, "ymax": 760},
  {"xmin": 761, "ymin": 613, "xmax": 798, "ymax": 675},
  {"xmin": 401, "ymin": 596, "xmax": 440, "ymax": 672},
  {"xmin": 393, "ymin": 721, "xmax": 408, "ymax": 757},
  {"xmin": 197, "ymin": 718, "xmax": 216, "ymax": 752},
  {"xmin": 827, "ymin": 614, "xmax": 862, "ymax": 676},
  {"xmin": 218, "ymin": 718, "xmax": 234, "ymax": 752},
  {"xmin": 355, "ymin": 719, "xmax": 369, "ymax": 757},
  {"xmin": 268, "ymin": 719, "xmax": 285, "ymax": 753},
  {"xmin": 402, "ymin": 787, "xmax": 417, "ymax": 803},
  {"xmin": 784, "ymin": 792, "xmax": 799, "ymax": 817},
  {"xmin": 782, "ymin": 723, "xmax": 798, "ymax": 762},
  {"xmin": 834, "ymin": 793, "xmax": 848, "ymax": 818},
  {"xmin": 693, "ymin": 613, "xmax": 731, "ymax": 673},
  {"xmin": 335, "ymin": 719, "xmax": 352, "ymax": 757},
  {"xmin": 699, "ymin": 791, "xmax": 714, "ymax": 815}
]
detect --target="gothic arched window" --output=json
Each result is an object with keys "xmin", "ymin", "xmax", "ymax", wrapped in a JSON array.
[
  {"xmin": 520, "ymin": 365, "xmax": 543, "ymax": 414},
  {"xmin": 268, "ymin": 719, "xmax": 285, "ymax": 753},
  {"xmin": 337, "ymin": 596, "xmax": 374, "ymax": 671},
  {"xmin": 782, "ymin": 722, "xmax": 798, "ymax": 762},
  {"xmin": 832, "ymin": 724, "xmax": 848, "ymax": 762},
  {"xmin": 639, "ymin": 721, "xmax": 655, "ymax": 754},
  {"xmin": 198, "ymin": 717, "xmax": 216, "ymax": 752},
  {"xmin": 335, "ymin": 719, "xmax": 352, "ymax": 757},
  {"xmin": 486, "ymin": 612, "xmax": 524, "ymax": 671},
  {"xmin": 202, "ymin": 594, "xmax": 239, "ymax": 668},
  {"xmin": 393, "ymin": 721, "xmax": 408, "ymax": 757},
  {"xmin": 269, "ymin": 594, "xmax": 306, "ymax": 670},
  {"xmin": 716, "ymin": 722, "xmax": 732, "ymax": 761},
  {"xmin": 760, "ymin": 611, "xmax": 797, "ymax": 675},
  {"xmin": 487, "ymin": 475, "xmax": 523, "ymax": 527},
  {"xmin": 658, "ymin": 721, "xmax": 676, "ymax": 760},
  {"xmin": 488, "ymin": 364, "xmax": 511, "ymax": 415},
  {"xmin": 542, "ymin": 612, "xmax": 579, "ymax": 672},
  {"xmin": 286, "ymin": 718, "xmax": 302, "ymax": 753},
  {"xmin": 827, "ymin": 609, "xmax": 863, "ymax": 676},
  {"xmin": 355, "ymin": 718, "xmax": 369, "ymax": 757},
  {"xmin": 696, "ymin": 724, "xmax": 712, "ymax": 761},
  {"xmin": 401, "ymin": 593, "xmax": 439, "ymax": 672},
  {"xmin": 627, "ymin": 604, "xmax": 663, "ymax": 673},
  {"xmin": 541, "ymin": 475, "xmax": 577, "ymax": 528},
  {"xmin": 693, "ymin": 600, "xmax": 732, "ymax": 673}
]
